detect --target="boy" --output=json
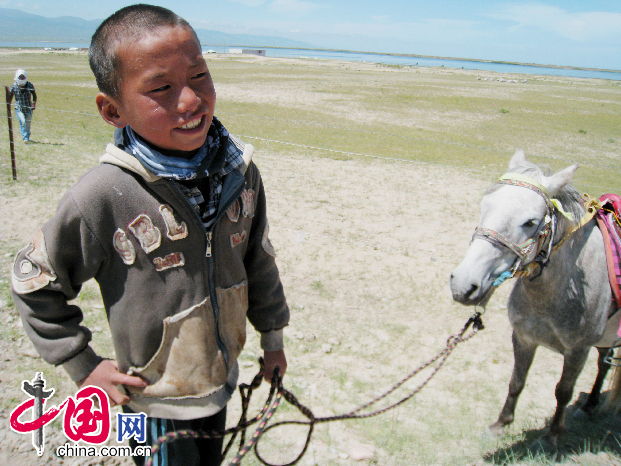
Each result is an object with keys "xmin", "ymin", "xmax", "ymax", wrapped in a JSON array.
[
  {"xmin": 11, "ymin": 4, "xmax": 289, "ymax": 465},
  {"xmin": 9, "ymin": 68, "xmax": 37, "ymax": 142}
]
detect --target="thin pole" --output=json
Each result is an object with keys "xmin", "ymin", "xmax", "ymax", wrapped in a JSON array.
[{"xmin": 5, "ymin": 86, "xmax": 17, "ymax": 180}]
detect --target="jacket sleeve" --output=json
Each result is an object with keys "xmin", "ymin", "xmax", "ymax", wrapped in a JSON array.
[
  {"xmin": 10, "ymin": 188, "xmax": 107, "ymax": 381},
  {"xmin": 242, "ymin": 162, "xmax": 289, "ymax": 350}
]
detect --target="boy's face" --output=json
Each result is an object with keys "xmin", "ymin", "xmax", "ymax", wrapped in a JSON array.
[{"xmin": 98, "ymin": 26, "xmax": 216, "ymax": 154}]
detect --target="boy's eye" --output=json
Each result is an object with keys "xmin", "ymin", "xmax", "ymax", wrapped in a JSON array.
[
  {"xmin": 150, "ymin": 85, "xmax": 170, "ymax": 93},
  {"xmin": 192, "ymin": 72, "xmax": 207, "ymax": 80}
]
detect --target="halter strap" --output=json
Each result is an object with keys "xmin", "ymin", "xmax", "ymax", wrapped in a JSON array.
[
  {"xmin": 498, "ymin": 173, "xmax": 549, "ymax": 198},
  {"xmin": 498, "ymin": 173, "xmax": 574, "ymax": 221},
  {"xmin": 472, "ymin": 228, "xmax": 539, "ymax": 262}
]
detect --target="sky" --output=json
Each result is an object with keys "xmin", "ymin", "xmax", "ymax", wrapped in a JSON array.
[{"xmin": 3, "ymin": 0, "xmax": 621, "ymax": 70}]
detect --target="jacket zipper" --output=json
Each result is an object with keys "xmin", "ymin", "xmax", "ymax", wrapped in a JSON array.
[
  {"xmin": 167, "ymin": 176, "xmax": 245, "ymax": 375},
  {"xmin": 204, "ymin": 178, "xmax": 246, "ymax": 373},
  {"xmin": 205, "ymin": 229, "xmax": 229, "ymax": 369}
]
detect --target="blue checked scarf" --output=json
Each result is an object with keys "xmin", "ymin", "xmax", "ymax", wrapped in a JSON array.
[
  {"xmin": 121, "ymin": 117, "xmax": 245, "ymax": 228},
  {"xmin": 125, "ymin": 116, "xmax": 240, "ymax": 181}
]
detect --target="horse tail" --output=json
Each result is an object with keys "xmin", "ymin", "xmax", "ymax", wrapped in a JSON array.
[{"xmin": 605, "ymin": 348, "xmax": 621, "ymax": 413}]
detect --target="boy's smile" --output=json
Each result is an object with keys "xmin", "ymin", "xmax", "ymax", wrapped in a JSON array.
[{"xmin": 97, "ymin": 25, "xmax": 216, "ymax": 154}]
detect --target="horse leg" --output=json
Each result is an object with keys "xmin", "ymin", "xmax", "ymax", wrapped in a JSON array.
[
  {"xmin": 578, "ymin": 347, "xmax": 610, "ymax": 416},
  {"xmin": 530, "ymin": 347, "xmax": 591, "ymax": 455},
  {"xmin": 486, "ymin": 331, "xmax": 537, "ymax": 437}
]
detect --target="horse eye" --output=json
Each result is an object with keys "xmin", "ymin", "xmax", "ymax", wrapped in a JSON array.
[{"xmin": 522, "ymin": 219, "xmax": 537, "ymax": 228}]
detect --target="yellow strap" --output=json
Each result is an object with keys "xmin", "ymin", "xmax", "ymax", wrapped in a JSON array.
[
  {"xmin": 499, "ymin": 173, "xmax": 549, "ymax": 197},
  {"xmin": 551, "ymin": 199, "xmax": 574, "ymax": 221},
  {"xmin": 499, "ymin": 173, "xmax": 573, "ymax": 220}
]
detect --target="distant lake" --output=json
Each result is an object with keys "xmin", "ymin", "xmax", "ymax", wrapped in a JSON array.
[
  {"xmin": 227, "ymin": 47, "xmax": 621, "ymax": 81},
  {"xmin": 2, "ymin": 41, "xmax": 620, "ymax": 81}
]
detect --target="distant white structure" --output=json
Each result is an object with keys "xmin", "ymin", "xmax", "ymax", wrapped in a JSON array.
[
  {"xmin": 242, "ymin": 49, "xmax": 266, "ymax": 56},
  {"xmin": 228, "ymin": 48, "xmax": 266, "ymax": 56}
]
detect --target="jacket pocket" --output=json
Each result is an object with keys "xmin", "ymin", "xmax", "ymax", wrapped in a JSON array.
[
  {"xmin": 126, "ymin": 298, "xmax": 226, "ymax": 399},
  {"xmin": 126, "ymin": 281, "xmax": 249, "ymax": 400}
]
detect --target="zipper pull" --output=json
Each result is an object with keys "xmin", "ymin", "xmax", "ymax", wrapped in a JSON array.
[{"xmin": 206, "ymin": 231, "xmax": 212, "ymax": 258}]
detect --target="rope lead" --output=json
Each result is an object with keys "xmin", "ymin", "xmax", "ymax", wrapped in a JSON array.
[{"xmin": 146, "ymin": 313, "xmax": 484, "ymax": 466}]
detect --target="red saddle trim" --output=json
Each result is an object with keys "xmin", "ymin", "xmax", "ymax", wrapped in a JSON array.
[
  {"xmin": 596, "ymin": 215, "xmax": 621, "ymax": 308},
  {"xmin": 597, "ymin": 194, "xmax": 621, "ymax": 338}
]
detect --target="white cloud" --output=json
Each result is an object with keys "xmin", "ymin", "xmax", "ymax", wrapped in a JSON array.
[
  {"xmin": 1, "ymin": 1, "xmax": 32, "ymax": 8},
  {"xmin": 486, "ymin": 2, "xmax": 621, "ymax": 42},
  {"xmin": 269, "ymin": 0, "xmax": 322, "ymax": 15}
]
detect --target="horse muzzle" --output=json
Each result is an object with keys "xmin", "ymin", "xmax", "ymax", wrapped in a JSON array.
[{"xmin": 450, "ymin": 265, "xmax": 495, "ymax": 306}]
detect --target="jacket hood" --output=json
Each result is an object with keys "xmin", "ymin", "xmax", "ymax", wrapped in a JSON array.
[{"xmin": 100, "ymin": 144, "xmax": 161, "ymax": 183}]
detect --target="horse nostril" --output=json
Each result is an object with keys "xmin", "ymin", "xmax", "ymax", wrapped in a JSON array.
[{"xmin": 466, "ymin": 284, "xmax": 479, "ymax": 299}]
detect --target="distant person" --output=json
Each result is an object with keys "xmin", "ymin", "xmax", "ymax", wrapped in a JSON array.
[
  {"xmin": 9, "ymin": 69, "xmax": 37, "ymax": 143},
  {"xmin": 10, "ymin": 4, "xmax": 289, "ymax": 466}
]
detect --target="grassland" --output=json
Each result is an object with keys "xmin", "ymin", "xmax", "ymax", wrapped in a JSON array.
[{"xmin": 0, "ymin": 49, "xmax": 620, "ymax": 466}]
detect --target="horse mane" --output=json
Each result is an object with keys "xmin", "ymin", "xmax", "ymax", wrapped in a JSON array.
[{"xmin": 486, "ymin": 159, "xmax": 585, "ymax": 230}]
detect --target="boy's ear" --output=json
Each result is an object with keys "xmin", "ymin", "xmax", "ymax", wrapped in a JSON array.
[{"xmin": 96, "ymin": 92, "xmax": 127, "ymax": 128}]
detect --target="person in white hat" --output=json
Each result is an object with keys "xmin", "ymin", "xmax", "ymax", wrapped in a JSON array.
[{"xmin": 9, "ymin": 69, "xmax": 37, "ymax": 143}]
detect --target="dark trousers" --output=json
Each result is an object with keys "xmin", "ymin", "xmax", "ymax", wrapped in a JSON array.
[{"xmin": 122, "ymin": 405, "xmax": 227, "ymax": 466}]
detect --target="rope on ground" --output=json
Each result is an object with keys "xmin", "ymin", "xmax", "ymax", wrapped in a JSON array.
[{"xmin": 145, "ymin": 312, "xmax": 484, "ymax": 466}]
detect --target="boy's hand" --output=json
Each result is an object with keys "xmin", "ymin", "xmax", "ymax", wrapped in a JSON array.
[
  {"xmin": 263, "ymin": 349, "xmax": 287, "ymax": 384},
  {"xmin": 77, "ymin": 359, "xmax": 148, "ymax": 406}
]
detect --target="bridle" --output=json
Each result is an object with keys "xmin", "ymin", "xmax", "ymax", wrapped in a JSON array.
[{"xmin": 471, "ymin": 173, "xmax": 572, "ymax": 284}]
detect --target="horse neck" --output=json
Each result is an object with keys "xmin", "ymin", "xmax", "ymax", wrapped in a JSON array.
[{"xmin": 551, "ymin": 194, "xmax": 586, "ymax": 245}]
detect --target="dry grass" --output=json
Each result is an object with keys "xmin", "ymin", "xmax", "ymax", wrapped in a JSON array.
[{"xmin": 0, "ymin": 50, "xmax": 621, "ymax": 465}]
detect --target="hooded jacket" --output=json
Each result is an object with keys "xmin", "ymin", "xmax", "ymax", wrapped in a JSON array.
[{"xmin": 11, "ymin": 136, "xmax": 289, "ymax": 419}]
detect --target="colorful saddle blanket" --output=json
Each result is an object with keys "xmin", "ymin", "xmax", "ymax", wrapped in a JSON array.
[{"xmin": 596, "ymin": 194, "xmax": 621, "ymax": 340}]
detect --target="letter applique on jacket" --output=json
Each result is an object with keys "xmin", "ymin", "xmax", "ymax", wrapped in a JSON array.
[
  {"xmin": 11, "ymin": 230, "xmax": 58, "ymax": 294},
  {"xmin": 128, "ymin": 214, "xmax": 162, "ymax": 254},
  {"xmin": 159, "ymin": 205, "xmax": 188, "ymax": 241},
  {"xmin": 153, "ymin": 252, "xmax": 185, "ymax": 272},
  {"xmin": 113, "ymin": 229, "xmax": 137, "ymax": 265},
  {"xmin": 226, "ymin": 200, "xmax": 240, "ymax": 223},
  {"xmin": 241, "ymin": 190, "xmax": 255, "ymax": 218},
  {"xmin": 115, "ymin": 207, "xmax": 189, "ymax": 266},
  {"xmin": 230, "ymin": 230, "xmax": 247, "ymax": 248}
]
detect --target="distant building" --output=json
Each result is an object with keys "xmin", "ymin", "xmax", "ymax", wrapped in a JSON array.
[
  {"xmin": 229, "ymin": 48, "xmax": 243, "ymax": 54},
  {"xmin": 242, "ymin": 49, "xmax": 266, "ymax": 56}
]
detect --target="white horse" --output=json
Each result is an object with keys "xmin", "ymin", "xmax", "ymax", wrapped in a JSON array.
[{"xmin": 450, "ymin": 149, "xmax": 621, "ymax": 453}]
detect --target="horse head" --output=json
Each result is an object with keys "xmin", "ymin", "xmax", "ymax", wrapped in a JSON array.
[{"xmin": 450, "ymin": 149, "xmax": 579, "ymax": 305}]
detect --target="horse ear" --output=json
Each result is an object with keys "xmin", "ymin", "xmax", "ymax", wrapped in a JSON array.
[
  {"xmin": 545, "ymin": 164, "xmax": 579, "ymax": 196},
  {"xmin": 508, "ymin": 149, "xmax": 526, "ymax": 169}
]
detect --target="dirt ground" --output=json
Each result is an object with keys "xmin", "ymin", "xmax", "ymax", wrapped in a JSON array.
[
  {"xmin": 2, "ymin": 148, "xmax": 620, "ymax": 465},
  {"xmin": 1, "ymin": 52, "xmax": 620, "ymax": 466}
]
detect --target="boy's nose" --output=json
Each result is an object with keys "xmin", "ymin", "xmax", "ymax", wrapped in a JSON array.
[{"xmin": 177, "ymin": 86, "xmax": 200, "ymax": 113}]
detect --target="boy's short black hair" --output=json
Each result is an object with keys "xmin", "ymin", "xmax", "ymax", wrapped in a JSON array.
[{"xmin": 89, "ymin": 4, "xmax": 197, "ymax": 98}]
